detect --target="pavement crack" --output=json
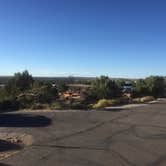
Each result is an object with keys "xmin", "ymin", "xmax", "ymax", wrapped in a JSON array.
[
  {"xmin": 111, "ymin": 149, "xmax": 137, "ymax": 166},
  {"xmin": 54, "ymin": 121, "xmax": 106, "ymax": 141},
  {"xmin": 33, "ymin": 144, "xmax": 110, "ymax": 151},
  {"xmin": 104, "ymin": 126, "xmax": 134, "ymax": 145},
  {"xmin": 50, "ymin": 111, "xmax": 138, "ymax": 143},
  {"xmin": 112, "ymin": 121, "xmax": 166, "ymax": 130}
]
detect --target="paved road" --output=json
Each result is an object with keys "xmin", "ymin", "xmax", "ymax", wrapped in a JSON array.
[{"xmin": 1, "ymin": 100, "xmax": 166, "ymax": 166}]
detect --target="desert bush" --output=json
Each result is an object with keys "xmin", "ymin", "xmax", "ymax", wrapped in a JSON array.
[
  {"xmin": 140, "ymin": 96, "xmax": 155, "ymax": 103},
  {"xmin": 16, "ymin": 94, "xmax": 34, "ymax": 109},
  {"xmin": 108, "ymin": 99, "xmax": 121, "ymax": 105},
  {"xmin": 93, "ymin": 97, "xmax": 130, "ymax": 109},
  {"xmin": 69, "ymin": 102, "xmax": 87, "ymax": 109},
  {"xmin": 31, "ymin": 103, "xmax": 48, "ymax": 110},
  {"xmin": 135, "ymin": 76, "xmax": 166, "ymax": 98},
  {"xmin": 0, "ymin": 98, "xmax": 20, "ymax": 111},
  {"xmin": 91, "ymin": 76, "xmax": 121, "ymax": 99},
  {"xmin": 0, "ymin": 88, "xmax": 8, "ymax": 102},
  {"xmin": 50, "ymin": 102, "xmax": 64, "ymax": 110},
  {"xmin": 93, "ymin": 99, "xmax": 110, "ymax": 109},
  {"xmin": 132, "ymin": 96, "xmax": 155, "ymax": 103},
  {"xmin": 135, "ymin": 79, "xmax": 149, "ymax": 97},
  {"xmin": 82, "ymin": 89, "xmax": 98, "ymax": 104},
  {"xmin": 30, "ymin": 83, "xmax": 59, "ymax": 104},
  {"xmin": 119, "ymin": 97, "xmax": 130, "ymax": 104},
  {"xmin": 57, "ymin": 83, "xmax": 69, "ymax": 93},
  {"xmin": 5, "ymin": 70, "xmax": 34, "ymax": 95},
  {"xmin": 132, "ymin": 98, "xmax": 141, "ymax": 103}
]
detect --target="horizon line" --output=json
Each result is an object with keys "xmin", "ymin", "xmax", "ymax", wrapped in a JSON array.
[{"xmin": 0, "ymin": 74, "xmax": 165, "ymax": 80}]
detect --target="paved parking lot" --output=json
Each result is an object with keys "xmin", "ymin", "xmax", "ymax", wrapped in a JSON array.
[{"xmin": 1, "ymin": 100, "xmax": 166, "ymax": 166}]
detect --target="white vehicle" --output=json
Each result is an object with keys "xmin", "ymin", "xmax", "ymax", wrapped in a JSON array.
[{"xmin": 122, "ymin": 83, "xmax": 134, "ymax": 93}]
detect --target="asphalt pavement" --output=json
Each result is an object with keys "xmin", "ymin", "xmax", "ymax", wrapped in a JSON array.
[{"xmin": 1, "ymin": 100, "xmax": 166, "ymax": 166}]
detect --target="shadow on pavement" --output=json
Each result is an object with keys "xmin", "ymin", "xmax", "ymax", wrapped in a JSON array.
[
  {"xmin": 0, "ymin": 139, "xmax": 22, "ymax": 152},
  {"xmin": 0, "ymin": 114, "xmax": 52, "ymax": 127},
  {"xmin": 0, "ymin": 163, "xmax": 12, "ymax": 166},
  {"xmin": 103, "ymin": 108, "xmax": 125, "ymax": 112}
]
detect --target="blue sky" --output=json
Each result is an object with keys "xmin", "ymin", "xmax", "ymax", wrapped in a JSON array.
[{"xmin": 0, "ymin": 0, "xmax": 166, "ymax": 78}]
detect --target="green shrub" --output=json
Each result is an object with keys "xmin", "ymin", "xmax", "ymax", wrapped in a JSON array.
[
  {"xmin": 132, "ymin": 98, "xmax": 141, "ymax": 103},
  {"xmin": 69, "ymin": 102, "xmax": 86, "ymax": 109},
  {"xmin": 34, "ymin": 85, "xmax": 58, "ymax": 104},
  {"xmin": 16, "ymin": 94, "xmax": 34, "ymax": 109},
  {"xmin": 108, "ymin": 99, "xmax": 121, "ymax": 105},
  {"xmin": 31, "ymin": 103, "xmax": 48, "ymax": 110},
  {"xmin": 93, "ymin": 99, "xmax": 110, "ymax": 109},
  {"xmin": 0, "ymin": 98, "xmax": 20, "ymax": 111},
  {"xmin": 93, "ymin": 97, "xmax": 130, "ymax": 109},
  {"xmin": 91, "ymin": 76, "xmax": 121, "ymax": 99},
  {"xmin": 119, "ymin": 97, "xmax": 129, "ymax": 104},
  {"xmin": 50, "ymin": 102, "xmax": 64, "ymax": 110}
]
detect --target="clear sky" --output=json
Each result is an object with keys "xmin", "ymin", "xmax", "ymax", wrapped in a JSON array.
[{"xmin": 0, "ymin": 0, "xmax": 166, "ymax": 78}]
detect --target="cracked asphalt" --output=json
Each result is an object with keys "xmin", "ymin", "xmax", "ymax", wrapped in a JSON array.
[{"xmin": 1, "ymin": 100, "xmax": 166, "ymax": 166}]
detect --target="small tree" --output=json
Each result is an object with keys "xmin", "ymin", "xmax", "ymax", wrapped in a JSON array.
[
  {"xmin": 91, "ymin": 76, "xmax": 121, "ymax": 99},
  {"xmin": 135, "ymin": 79, "xmax": 149, "ymax": 96},
  {"xmin": 5, "ymin": 70, "xmax": 34, "ymax": 95},
  {"xmin": 145, "ymin": 76, "xmax": 165, "ymax": 97},
  {"xmin": 35, "ymin": 83, "xmax": 59, "ymax": 103},
  {"xmin": 58, "ymin": 82, "xmax": 69, "ymax": 93}
]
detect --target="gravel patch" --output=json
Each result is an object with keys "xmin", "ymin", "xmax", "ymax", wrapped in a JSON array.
[{"xmin": 0, "ymin": 133, "xmax": 33, "ymax": 160}]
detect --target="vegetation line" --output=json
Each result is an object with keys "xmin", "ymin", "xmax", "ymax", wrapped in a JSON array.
[{"xmin": 0, "ymin": 70, "xmax": 166, "ymax": 111}]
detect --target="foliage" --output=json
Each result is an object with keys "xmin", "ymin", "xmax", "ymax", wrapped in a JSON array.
[
  {"xmin": 132, "ymin": 98, "xmax": 141, "ymax": 103},
  {"xmin": 57, "ymin": 82, "xmax": 69, "ymax": 93},
  {"xmin": 115, "ymin": 80, "xmax": 126, "ymax": 89},
  {"xmin": 81, "ymin": 89, "xmax": 98, "ymax": 104},
  {"xmin": 132, "ymin": 96, "xmax": 155, "ymax": 103},
  {"xmin": 69, "ymin": 101, "xmax": 87, "ymax": 109},
  {"xmin": 5, "ymin": 70, "xmax": 34, "ymax": 96},
  {"xmin": 119, "ymin": 96, "xmax": 129, "ymax": 104},
  {"xmin": 145, "ymin": 76, "xmax": 165, "ymax": 97},
  {"xmin": 16, "ymin": 93, "xmax": 34, "ymax": 109},
  {"xmin": 135, "ymin": 79, "xmax": 149, "ymax": 96},
  {"xmin": 33, "ymin": 83, "xmax": 58, "ymax": 103},
  {"xmin": 91, "ymin": 76, "xmax": 121, "ymax": 99},
  {"xmin": 135, "ymin": 76, "xmax": 166, "ymax": 97},
  {"xmin": 0, "ymin": 71, "xmax": 166, "ymax": 111},
  {"xmin": 50, "ymin": 102, "xmax": 64, "ymax": 110},
  {"xmin": 30, "ymin": 103, "xmax": 49, "ymax": 110},
  {"xmin": 0, "ymin": 98, "xmax": 20, "ymax": 111},
  {"xmin": 93, "ymin": 99, "xmax": 110, "ymax": 109},
  {"xmin": 0, "ymin": 71, "xmax": 59, "ymax": 110},
  {"xmin": 93, "ymin": 98, "xmax": 120, "ymax": 109},
  {"xmin": 93, "ymin": 96, "xmax": 130, "ymax": 109},
  {"xmin": 140, "ymin": 96, "xmax": 155, "ymax": 102},
  {"xmin": 0, "ymin": 88, "xmax": 8, "ymax": 102}
]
